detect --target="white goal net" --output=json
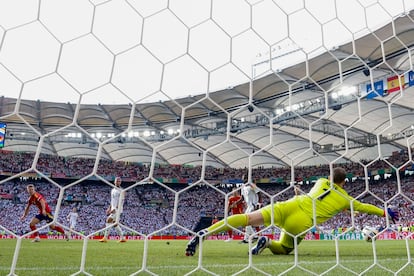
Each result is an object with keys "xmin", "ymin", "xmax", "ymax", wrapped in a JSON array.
[{"xmin": 0, "ymin": 0, "xmax": 414, "ymax": 275}]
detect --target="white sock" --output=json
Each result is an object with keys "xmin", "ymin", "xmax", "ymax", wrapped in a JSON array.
[
  {"xmin": 244, "ymin": 226, "xmax": 254, "ymax": 240},
  {"xmin": 104, "ymin": 223, "xmax": 110, "ymax": 238},
  {"xmin": 115, "ymin": 225, "xmax": 123, "ymax": 239}
]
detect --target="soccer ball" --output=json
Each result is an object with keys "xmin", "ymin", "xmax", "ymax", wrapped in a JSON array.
[{"xmin": 361, "ymin": 226, "xmax": 378, "ymax": 242}]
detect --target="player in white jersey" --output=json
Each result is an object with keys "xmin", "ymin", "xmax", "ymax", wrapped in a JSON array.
[
  {"xmin": 66, "ymin": 207, "xmax": 79, "ymax": 240},
  {"xmin": 241, "ymin": 182, "xmax": 260, "ymax": 243},
  {"xmin": 99, "ymin": 177, "xmax": 126, "ymax": 243}
]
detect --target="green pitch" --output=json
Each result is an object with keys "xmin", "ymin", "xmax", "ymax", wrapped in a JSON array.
[{"xmin": 0, "ymin": 239, "xmax": 413, "ymax": 275}]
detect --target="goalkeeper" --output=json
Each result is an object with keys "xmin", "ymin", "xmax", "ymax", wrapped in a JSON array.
[{"xmin": 185, "ymin": 167, "xmax": 399, "ymax": 256}]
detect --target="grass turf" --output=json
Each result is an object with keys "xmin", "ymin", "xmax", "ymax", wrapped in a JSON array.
[{"xmin": 0, "ymin": 238, "xmax": 413, "ymax": 275}]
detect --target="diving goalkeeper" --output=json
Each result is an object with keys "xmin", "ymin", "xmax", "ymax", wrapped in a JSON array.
[{"xmin": 185, "ymin": 167, "xmax": 399, "ymax": 256}]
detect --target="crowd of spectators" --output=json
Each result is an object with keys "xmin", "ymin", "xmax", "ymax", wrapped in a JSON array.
[
  {"xmin": 0, "ymin": 149, "xmax": 413, "ymax": 237},
  {"xmin": 0, "ymin": 174, "xmax": 413, "ymax": 238},
  {"xmin": 0, "ymin": 149, "xmax": 412, "ymax": 184}
]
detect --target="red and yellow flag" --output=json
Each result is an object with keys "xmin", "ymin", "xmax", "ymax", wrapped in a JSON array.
[{"xmin": 387, "ymin": 75, "xmax": 405, "ymax": 93}]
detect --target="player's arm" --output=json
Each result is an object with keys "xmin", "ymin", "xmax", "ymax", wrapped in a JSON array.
[
  {"xmin": 343, "ymin": 208, "xmax": 360, "ymax": 216},
  {"xmin": 39, "ymin": 198, "xmax": 47, "ymax": 216},
  {"xmin": 353, "ymin": 199, "xmax": 399, "ymax": 222},
  {"xmin": 235, "ymin": 197, "xmax": 243, "ymax": 207},
  {"xmin": 229, "ymin": 197, "xmax": 240, "ymax": 208},
  {"xmin": 352, "ymin": 199, "xmax": 387, "ymax": 217},
  {"xmin": 354, "ymin": 200, "xmax": 399, "ymax": 222},
  {"xmin": 20, "ymin": 202, "xmax": 31, "ymax": 220},
  {"xmin": 106, "ymin": 204, "xmax": 112, "ymax": 215},
  {"xmin": 119, "ymin": 190, "xmax": 126, "ymax": 213},
  {"xmin": 294, "ymin": 185, "xmax": 302, "ymax": 196},
  {"xmin": 228, "ymin": 199, "xmax": 233, "ymax": 209}
]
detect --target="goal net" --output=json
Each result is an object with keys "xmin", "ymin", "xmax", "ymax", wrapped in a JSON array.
[{"xmin": 0, "ymin": 0, "xmax": 414, "ymax": 275}]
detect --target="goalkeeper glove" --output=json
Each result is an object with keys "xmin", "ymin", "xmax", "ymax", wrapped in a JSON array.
[{"xmin": 385, "ymin": 207, "xmax": 399, "ymax": 223}]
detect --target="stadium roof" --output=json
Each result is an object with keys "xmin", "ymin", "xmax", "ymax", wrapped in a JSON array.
[{"xmin": 1, "ymin": 10, "xmax": 414, "ymax": 169}]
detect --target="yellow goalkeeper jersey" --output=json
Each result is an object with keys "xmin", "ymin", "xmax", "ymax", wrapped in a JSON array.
[{"xmin": 298, "ymin": 178, "xmax": 384, "ymax": 224}]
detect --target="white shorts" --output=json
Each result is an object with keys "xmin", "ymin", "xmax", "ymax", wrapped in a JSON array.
[
  {"xmin": 108, "ymin": 210, "xmax": 121, "ymax": 221},
  {"xmin": 245, "ymin": 203, "xmax": 256, "ymax": 214}
]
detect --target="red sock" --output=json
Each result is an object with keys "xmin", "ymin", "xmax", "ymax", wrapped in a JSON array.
[
  {"xmin": 30, "ymin": 225, "xmax": 38, "ymax": 238},
  {"xmin": 53, "ymin": 226, "xmax": 65, "ymax": 234},
  {"xmin": 228, "ymin": 230, "xmax": 233, "ymax": 238}
]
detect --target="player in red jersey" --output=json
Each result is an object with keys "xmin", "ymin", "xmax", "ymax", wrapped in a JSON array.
[
  {"xmin": 20, "ymin": 184, "xmax": 67, "ymax": 242},
  {"xmin": 211, "ymin": 215, "xmax": 219, "ymax": 225},
  {"xmin": 225, "ymin": 188, "xmax": 244, "ymax": 242}
]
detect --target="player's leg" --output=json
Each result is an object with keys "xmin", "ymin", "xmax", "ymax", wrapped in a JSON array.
[
  {"xmin": 272, "ymin": 205, "xmax": 310, "ymax": 254},
  {"xmin": 100, "ymin": 215, "xmax": 113, "ymax": 242},
  {"xmin": 267, "ymin": 231, "xmax": 294, "ymax": 254},
  {"xmin": 67, "ymin": 222, "xmax": 75, "ymax": 239},
  {"xmin": 242, "ymin": 205, "xmax": 255, "ymax": 243},
  {"xmin": 50, "ymin": 223, "xmax": 70, "ymax": 241},
  {"xmin": 253, "ymin": 232, "xmax": 301, "ymax": 255},
  {"xmin": 207, "ymin": 214, "xmax": 249, "ymax": 233},
  {"xmin": 47, "ymin": 213, "xmax": 69, "ymax": 240},
  {"xmin": 186, "ymin": 214, "xmax": 248, "ymax": 256},
  {"xmin": 116, "ymin": 228, "xmax": 126, "ymax": 242},
  {"xmin": 29, "ymin": 216, "xmax": 41, "ymax": 242},
  {"xmin": 115, "ymin": 222, "xmax": 126, "ymax": 242},
  {"xmin": 264, "ymin": 231, "xmax": 305, "ymax": 255},
  {"xmin": 225, "ymin": 229, "xmax": 233, "ymax": 242},
  {"xmin": 252, "ymin": 201, "xmax": 311, "ymax": 255},
  {"xmin": 226, "ymin": 211, "xmax": 242, "ymax": 242},
  {"xmin": 50, "ymin": 223, "xmax": 66, "ymax": 234},
  {"xmin": 186, "ymin": 211, "xmax": 265, "ymax": 256}
]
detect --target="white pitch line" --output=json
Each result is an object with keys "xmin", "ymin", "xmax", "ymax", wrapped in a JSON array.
[{"xmin": 0, "ymin": 257, "xmax": 411, "ymax": 272}]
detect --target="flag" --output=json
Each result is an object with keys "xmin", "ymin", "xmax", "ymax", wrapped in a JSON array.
[
  {"xmin": 366, "ymin": 80, "xmax": 384, "ymax": 99},
  {"xmin": 0, "ymin": 123, "xmax": 6, "ymax": 148},
  {"xmin": 408, "ymin": 71, "xmax": 414, "ymax": 87},
  {"xmin": 387, "ymin": 75, "xmax": 405, "ymax": 93}
]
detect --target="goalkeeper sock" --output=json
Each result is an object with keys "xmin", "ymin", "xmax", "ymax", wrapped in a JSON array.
[{"xmin": 206, "ymin": 214, "xmax": 248, "ymax": 235}]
